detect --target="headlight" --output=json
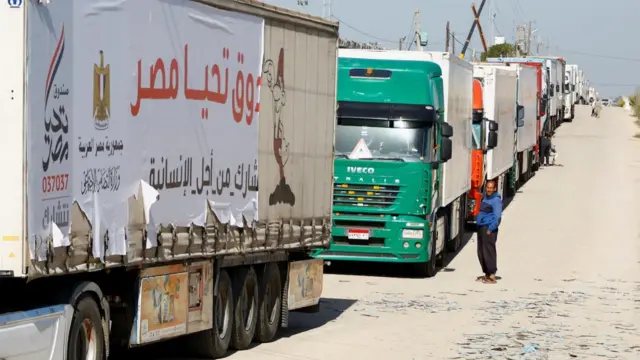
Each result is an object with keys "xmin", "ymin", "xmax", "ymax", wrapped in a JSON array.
[{"xmin": 402, "ymin": 229, "xmax": 423, "ymax": 239}]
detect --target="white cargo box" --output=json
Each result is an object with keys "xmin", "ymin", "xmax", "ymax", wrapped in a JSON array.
[
  {"xmin": 515, "ymin": 65, "xmax": 538, "ymax": 152},
  {"xmin": 421, "ymin": 52, "xmax": 473, "ymax": 206},
  {"xmin": 473, "ymin": 65, "xmax": 517, "ymax": 180},
  {"xmin": 1, "ymin": 0, "xmax": 338, "ymax": 278},
  {"xmin": 473, "ymin": 63, "xmax": 537, "ymax": 153}
]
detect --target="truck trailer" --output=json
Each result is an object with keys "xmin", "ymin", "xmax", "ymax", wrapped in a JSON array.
[
  {"xmin": 466, "ymin": 65, "xmax": 515, "ymax": 222},
  {"xmin": 0, "ymin": 1, "xmax": 337, "ymax": 358},
  {"xmin": 486, "ymin": 57, "xmax": 558, "ymax": 135},
  {"xmin": 475, "ymin": 63, "xmax": 536, "ymax": 191},
  {"xmin": 564, "ymin": 64, "xmax": 578, "ymax": 121},
  {"xmin": 314, "ymin": 50, "xmax": 472, "ymax": 278}
]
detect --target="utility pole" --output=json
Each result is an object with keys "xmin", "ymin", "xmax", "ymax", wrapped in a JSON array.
[
  {"xmin": 414, "ymin": 8, "xmax": 423, "ymax": 51},
  {"xmin": 526, "ymin": 21, "xmax": 533, "ymax": 54},
  {"xmin": 445, "ymin": 21, "xmax": 450, "ymax": 52},
  {"xmin": 321, "ymin": 0, "xmax": 331, "ymax": 19},
  {"xmin": 514, "ymin": 23, "xmax": 528, "ymax": 56},
  {"xmin": 399, "ymin": 36, "xmax": 406, "ymax": 50},
  {"xmin": 451, "ymin": 32, "xmax": 456, "ymax": 54},
  {"xmin": 490, "ymin": 0, "xmax": 495, "ymax": 45}
]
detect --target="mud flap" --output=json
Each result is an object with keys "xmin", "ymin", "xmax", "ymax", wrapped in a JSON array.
[{"xmin": 285, "ymin": 259, "xmax": 323, "ymax": 312}]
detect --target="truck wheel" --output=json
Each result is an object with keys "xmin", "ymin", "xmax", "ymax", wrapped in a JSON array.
[
  {"xmin": 255, "ymin": 263, "xmax": 282, "ymax": 343},
  {"xmin": 231, "ymin": 266, "xmax": 259, "ymax": 350},
  {"xmin": 414, "ymin": 218, "xmax": 438, "ymax": 278},
  {"xmin": 447, "ymin": 198, "xmax": 465, "ymax": 252},
  {"xmin": 67, "ymin": 296, "xmax": 105, "ymax": 360},
  {"xmin": 183, "ymin": 269, "xmax": 233, "ymax": 358}
]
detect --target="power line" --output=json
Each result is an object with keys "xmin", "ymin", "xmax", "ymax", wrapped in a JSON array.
[
  {"xmin": 555, "ymin": 47, "xmax": 640, "ymax": 62},
  {"xmin": 331, "ymin": 16, "xmax": 398, "ymax": 44}
]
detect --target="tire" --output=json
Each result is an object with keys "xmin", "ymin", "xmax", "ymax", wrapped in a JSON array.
[
  {"xmin": 255, "ymin": 263, "xmax": 282, "ymax": 343},
  {"xmin": 67, "ymin": 296, "xmax": 105, "ymax": 360},
  {"xmin": 446, "ymin": 201, "xmax": 463, "ymax": 253},
  {"xmin": 414, "ymin": 216, "xmax": 439, "ymax": 278},
  {"xmin": 188, "ymin": 269, "xmax": 234, "ymax": 358},
  {"xmin": 231, "ymin": 266, "xmax": 259, "ymax": 350}
]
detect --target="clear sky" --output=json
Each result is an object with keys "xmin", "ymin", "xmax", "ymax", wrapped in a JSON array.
[{"xmin": 261, "ymin": 0, "xmax": 640, "ymax": 98}]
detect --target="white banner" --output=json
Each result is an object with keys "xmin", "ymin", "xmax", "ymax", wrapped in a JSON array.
[{"xmin": 27, "ymin": 0, "xmax": 263, "ymax": 260}]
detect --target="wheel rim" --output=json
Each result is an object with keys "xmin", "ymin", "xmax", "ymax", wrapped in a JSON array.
[
  {"xmin": 265, "ymin": 277, "xmax": 280, "ymax": 325},
  {"xmin": 215, "ymin": 284, "xmax": 230, "ymax": 337},
  {"xmin": 241, "ymin": 282, "xmax": 256, "ymax": 331},
  {"xmin": 75, "ymin": 319, "xmax": 98, "ymax": 360}
]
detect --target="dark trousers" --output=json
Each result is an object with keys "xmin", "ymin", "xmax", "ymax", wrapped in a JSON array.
[
  {"xmin": 477, "ymin": 226, "xmax": 498, "ymax": 275},
  {"xmin": 540, "ymin": 145, "xmax": 550, "ymax": 165}
]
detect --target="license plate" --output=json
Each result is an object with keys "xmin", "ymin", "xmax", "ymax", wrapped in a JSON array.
[{"xmin": 347, "ymin": 229, "xmax": 370, "ymax": 240}]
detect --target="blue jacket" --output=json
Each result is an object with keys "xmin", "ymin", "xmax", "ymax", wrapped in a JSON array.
[{"xmin": 476, "ymin": 192, "xmax": 503, "ymax": 232}]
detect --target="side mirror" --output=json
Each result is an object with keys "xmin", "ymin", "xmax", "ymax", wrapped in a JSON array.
[
  {"xmin": 488, "ymin": 120, "xmax": 498, "ymax": 132},
  {"xmin": 517, "ymin": 105, "xmax": 525, "ymax": 127},
  {"xmin": 441, "ymin": 123, "xmax": 453, "ymax": 138},
  {"xmin": 440, "ymin": 138, "xmax": 452, "ymax": 162},
  {"xmin": 487, "ymin": 131, "xmax": 498, "ymax": 149},
  {"xmin": 542, "ymin": 93, "xmax": 549, "ymax": 100}
]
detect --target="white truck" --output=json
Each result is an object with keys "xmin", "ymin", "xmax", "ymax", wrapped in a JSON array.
[
  {"xmin": 577, "ymin": 69, "xmax": 589, "ymax": 105},
  {"xmin": 564, "ymin": 64, "xmax": 578, "ymax": 121},
  {"xmin": 0, "ymin": 1, "xmax": 338, "ymax": 359},
  {"xmin": 475, "ymin": 62, "xmax": 535, "ymax": 188},
  {"xmin": 515, "ymin": 64, "xmax": 539, "ymax": 183},
  {"xmin": 472, "ymin": 65, "xmax": 518, "ymax": 198}
]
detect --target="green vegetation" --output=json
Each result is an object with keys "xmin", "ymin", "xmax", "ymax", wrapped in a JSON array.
[
  {"xmin": 480, "ymin": 43, "xmax": 520, "ymax": 61},
  {"xmin": 629, "ymin": 91, "xmax": 640, "ymax": 138}
]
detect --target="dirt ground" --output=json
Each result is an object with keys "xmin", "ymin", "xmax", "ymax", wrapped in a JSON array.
[{"xmin": 147, "ymin": 105, "xmax": 640, "ymax": 359}]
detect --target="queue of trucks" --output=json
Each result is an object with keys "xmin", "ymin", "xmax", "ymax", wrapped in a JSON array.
[{"xmin": 0, "ymin": 1, "xmax": 598, "ymax": 359}]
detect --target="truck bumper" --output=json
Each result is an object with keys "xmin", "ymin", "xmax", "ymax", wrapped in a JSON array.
[
  {"xmin": 312, "ymin": 215, "xmax": 430, "ymax": 263},
  {"xmin": 0, "ymin": 305, "xmax": 72, "ymax": 360}
]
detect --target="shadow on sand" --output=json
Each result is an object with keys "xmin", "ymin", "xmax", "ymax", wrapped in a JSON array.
[{"xmin": 125, "ymin": 298, "xmax": 357, "ymax": 359}]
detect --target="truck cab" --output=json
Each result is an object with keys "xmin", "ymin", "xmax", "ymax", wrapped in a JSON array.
[{"xmin": 312, "ymin": 51, "xmax": 455, "ymax": 277}]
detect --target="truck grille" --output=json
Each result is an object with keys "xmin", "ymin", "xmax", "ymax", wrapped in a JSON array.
[{"xmin": 333, "ymin": 183, "xmax": 400, "ymax": 208}]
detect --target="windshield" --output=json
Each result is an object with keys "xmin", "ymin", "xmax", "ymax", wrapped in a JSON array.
[{"xmin": 335, "ymin": 121, "xmax": 429, "ymax": 162}]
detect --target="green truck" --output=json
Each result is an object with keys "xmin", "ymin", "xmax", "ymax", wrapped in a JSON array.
[{"xmin": 313, "ymin": 50, "xmax": 474, "ymax": 277}]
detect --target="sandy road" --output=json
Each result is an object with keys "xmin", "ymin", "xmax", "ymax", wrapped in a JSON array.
[{"xmin": 146, "ymin": 106, "xmax": 640, "ymax": 359}]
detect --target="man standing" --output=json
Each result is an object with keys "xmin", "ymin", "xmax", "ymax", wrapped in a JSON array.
[
  {"xmin": 539, "ymin": 133, "xmax": 551, "ymax": 166},
  {"xmin": 475, "ymin": 180, "xmax": 503, "ymax": 284},
  {"xmin": 594, "ymin": 100, "xmax": 603, "ymax": 118}
]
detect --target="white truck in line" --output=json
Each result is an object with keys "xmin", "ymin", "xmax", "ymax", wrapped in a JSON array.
[
  {"xmin": 564, "ymin": 64, "xmax": 578, "ymax": 121},
  {"xmin": 476, "ymin": 63, "xmax": 537, "ymax": 188},
  {"xmin": 577, "ymin": 69, "xmax": 589, "ymax": 105},
  {"xmin": 0, "ymin": 0, "xmax": 338, "ymax": 359},
  {"xmin": 472, "ymin": 64, "xmax": 518, "ymax": 199}
]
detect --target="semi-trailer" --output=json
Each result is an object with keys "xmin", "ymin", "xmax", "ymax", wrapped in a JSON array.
[{"xmin": 0, "ymin": 1, "xmax": 338, "ymax": 358}]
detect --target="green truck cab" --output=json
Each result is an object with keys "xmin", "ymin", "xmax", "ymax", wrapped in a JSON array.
[{"xmin": 313, "ymin": 50, "xmax": 471, "ymax": 278}]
